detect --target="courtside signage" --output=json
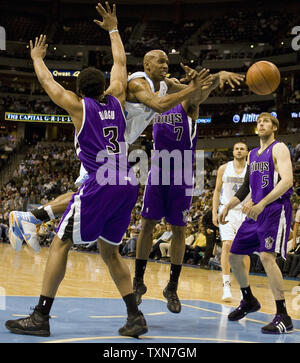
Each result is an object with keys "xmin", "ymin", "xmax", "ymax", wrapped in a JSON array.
[
  {"xmin": 50, "ymin": 70, "xmax": 80, "ymax": 77},
  {"xmin": 5, "ymin": 112, "xmax": 72, "ymax": 124}
]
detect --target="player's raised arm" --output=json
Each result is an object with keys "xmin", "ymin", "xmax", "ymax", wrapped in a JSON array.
[
  {"xmin": 94, "ymin": 2, "xmax": 127, "ymax": 106},
  {"xmin": 128, "ymin": 69, "xmax": 212, "ymax": 114},
  {"xmin": 212, "ymin": 164, "xmax": 227, "ymax": 227},
  {"xmin": 29, "ymin": 34, "xmax": 82, "ymax": 130}
]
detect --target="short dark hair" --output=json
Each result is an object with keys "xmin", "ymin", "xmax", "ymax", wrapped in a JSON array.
[
  {"xmin": 233, "ymin": 141, "xmax": 248, "ymax": 150},
  {"xmin": 76, "ymin": 67, "xmax": 106, "ymax": 98}
]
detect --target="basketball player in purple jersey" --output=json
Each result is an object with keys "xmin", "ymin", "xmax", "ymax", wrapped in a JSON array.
[
  {"xmin": 5, "ymin": 2, "xmax": 150, "ymax": 338},
  {"xmin": 133, "ymin": 70, "xmax": 245, "ymax": 313},
  {"xmin": 9, "ymin": 50, "xmax": 217, "ymax": 254},
  {"xmin": 220, "ymin": 112, "xmax": 294, "ymax": 334}
]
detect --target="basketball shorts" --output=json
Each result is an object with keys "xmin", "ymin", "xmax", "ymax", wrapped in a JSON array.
[
  {"xmin": 230, "ymin": 198, "xmax": 292, "ymax": 259},
  {"xmin": 57, "ymin": 175, "xmax": 139, "ymax": 245},
  {"xmin": 141, "ymin": 170, "xmax": 193, "ymax": 226},
  {"xmin": 218, "ymin": 206, "xmax": 246, "ymax": 241}
]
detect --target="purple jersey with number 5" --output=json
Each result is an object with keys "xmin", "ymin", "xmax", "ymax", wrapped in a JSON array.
[{"xmin": 249, "ymin": 140, "xmax": 292, "ymax": 204}]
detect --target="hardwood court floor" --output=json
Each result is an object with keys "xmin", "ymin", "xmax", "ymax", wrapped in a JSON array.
[{"xmin": 0, "ymin": 243, "xmax": 300, "ymax": 343}]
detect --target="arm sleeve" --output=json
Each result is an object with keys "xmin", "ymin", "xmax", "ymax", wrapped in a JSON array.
[{"xmin": 234, "ymin": 165, "xmax": 250, "ymax": 202}]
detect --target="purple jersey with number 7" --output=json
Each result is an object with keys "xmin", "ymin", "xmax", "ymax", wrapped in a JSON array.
[{"xmin": 249, "ymin": 140, "xmax": 293, "ymax": 204}]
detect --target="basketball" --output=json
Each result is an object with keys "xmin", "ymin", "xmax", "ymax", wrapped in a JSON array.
[{"xmin": 246, "ymin": 61, "xmax": 281, "ymax": 95}]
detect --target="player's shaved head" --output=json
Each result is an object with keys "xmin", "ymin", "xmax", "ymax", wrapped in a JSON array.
[{"xmin": 143, "ymin": 50, "xmax": 167, "ymax": 66}]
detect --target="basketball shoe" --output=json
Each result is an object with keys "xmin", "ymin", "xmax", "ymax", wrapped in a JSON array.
[
  {"xmin": 8, "ymin": 223, "xmax": 24, "ymax": 252},
  {"xmin": 133, "ymin": 277, "xmax": 147, "ymax": 305},
  {"xmin": 163, "ymin": 286, "xmax": 181, "ymax": 313},
  {"xmin": 228, "ymin": 298, "xmax": 261, "ymax": 321},
  {"xmin": 261, "ymin": 314, "xmax": 293, "ymax": 334},
  {"xmin": 9, "ymin": 211, "xmax": 41, "ymax": 252},
  {"xmin": 119, "ymin": 311, "xmax": 148, "ymax": 337},
  {"xmin": 5, "ymin": 307, "xmax": 50, "ymax": 337}
]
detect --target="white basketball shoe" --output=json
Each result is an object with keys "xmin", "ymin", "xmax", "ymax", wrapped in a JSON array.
[{"xmin": 9, "ymin": 211, "xmax": 41, "ymax": 252}]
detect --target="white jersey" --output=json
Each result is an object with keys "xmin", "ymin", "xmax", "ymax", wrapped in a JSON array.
[
  {"xmin": 219, "ymin": 161, "xmax": 248, "ymax": 210},
  {"xmin": 124, "ymin": 71, "xmax": 168, "ymax": 144},
  {"xmin": 75, "ymin": 71, "xmax": 168, "ymax": 185}
]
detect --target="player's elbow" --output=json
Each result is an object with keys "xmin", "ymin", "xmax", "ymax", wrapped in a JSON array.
[
  {"xmin": 282, "ymin": 175, "xmax": 293, "ymax": 190},
  {"xmin": 149, "ymin": 103, "xmax": 165, "ymax": 113}
]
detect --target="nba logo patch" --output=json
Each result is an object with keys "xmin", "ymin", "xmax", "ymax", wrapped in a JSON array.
[
  {"xmin": 182, "ymin": 209, "xmax": 190, "ymax": 223},
  {"xmin": 265, "ymin": 236, "xmax": 274, "ymax": 250}
]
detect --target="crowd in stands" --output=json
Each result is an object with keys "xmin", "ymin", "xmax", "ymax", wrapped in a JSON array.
[
  {"xmin": 0, "ymin": 136, "xmax": 18, "ymax": 171},
  {"xmin": 197, "ymin": 9, "xmax": 298, "ymax": 45},
  {"xmin": 0, "ymin": 143, "xmax": 80, "ymax": 244},
  {"xmin": 0, "ymin": 95, "xmax": 65, "ymax": 115},
  {"xmin": 0, "ymin": 139, "xmax": 300, "ymax": 278}
]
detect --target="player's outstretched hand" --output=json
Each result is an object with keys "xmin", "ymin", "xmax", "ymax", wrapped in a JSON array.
[
  {"xmin": 212, "ymin": 212, "xmax": 219, "ymax": 227},
  {"xmin": 29, "ymin": 34, "xmax": 48, "ymax": 60},
  {"xmin": 247, "ymin": 202, "xmax": 265, "ymax": 222},
  {"xmin": 219, "ymin": 206, "xmax": 229, "ymax": 225},
  {"xmin": 179, "ymin": 63, "xmax": 198, "ymax": 83},
  {"xmin": 192, "ymin": 68, "xmax": 213, "ymax": 91},
  {"xmin": 242, "ymin": 199, "xmax": 254, "ymax": 216},
  {"xmin": 219, "ymin": 71, "xmax": 245, "ymax": 89},
  {"xmin": 94, "ymin": 2, "xmax": 118, "ymax": 32}
]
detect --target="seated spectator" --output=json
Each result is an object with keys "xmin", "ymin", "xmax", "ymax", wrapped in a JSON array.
[
  {"xmin": 149, "ymin": 224, "xmax": 173, "ymax": 260},
  {"xmin": 0, "ymin": 220, "xmax": 9, "ymax": 244},
  {"xmin": 208, "ymin": 240, "xmax": 222, "ymax": 270},
  {"xmin": 159, "ymin": 241, "xmax": 171, "ymax": 261},
  {"xmin": 122, "ymin": 224, "xmax": 139, "ymax": 257},
  {"xmin": 185, "ymin": 225, "xmax": 206, "ymax": 265}
]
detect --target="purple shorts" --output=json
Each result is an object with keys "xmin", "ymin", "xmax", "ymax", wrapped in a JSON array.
[
  {"xmin": 230, "ymin": 198, "xmax": 292, "ymax": 259},
  {"xmin": 57, "ymin": 175, "xmax": 138, "ymax": 245},
  {"xmin": 141, "ymin": 170, "xmax": 193, "ymax": 226}
]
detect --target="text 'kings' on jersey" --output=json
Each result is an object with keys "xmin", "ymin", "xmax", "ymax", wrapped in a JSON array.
[
  {"xmin": 149, "ymin": 103, "xmax": 198, "ymax": 187},
  {"xmin": 249, "ymin": 140, "xmax": 293, "ymax": 204}
]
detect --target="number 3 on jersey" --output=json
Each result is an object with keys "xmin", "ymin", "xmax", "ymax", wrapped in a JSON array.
[{"xmin": 103, "ymin": 126, "xmax": 120, "ymax": 154}]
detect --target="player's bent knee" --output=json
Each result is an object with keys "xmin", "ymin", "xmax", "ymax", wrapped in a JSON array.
[
  {"xmin": 229, "ymin": 252, "xmax": 242, "ymax": 266},
  {"xmin": 259, "ymin": 251, "xmax": 276, "ymax": 265},
  {"xmin": 98, "ymin": 240, "xmax": 119, "ymax": 263},
  {"xmin": 50, "ymin": 236, "xmax": 72, "ymax": 253}
]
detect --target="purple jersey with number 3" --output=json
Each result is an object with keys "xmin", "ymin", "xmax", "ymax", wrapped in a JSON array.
[
  {"xmin": 57, "ymin": 95, "xmax": 138, "ymax": 245},
  {"xmin": 249, "ymin": 140, "xmax": 292, "ymax": 204},
  {"xmin": 75, "ymin": 96, "xmax": 129, "ymax": 175}
]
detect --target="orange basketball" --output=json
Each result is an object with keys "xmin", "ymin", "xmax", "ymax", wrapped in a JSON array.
[{"xmin": 246, "ymin": 61, "xmax": 281, "ymax": 95}]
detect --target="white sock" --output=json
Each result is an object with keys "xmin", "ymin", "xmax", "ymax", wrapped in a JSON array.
[{"xmin": 222, "ymin": 275, "xmax": 231, "ymax": 285}]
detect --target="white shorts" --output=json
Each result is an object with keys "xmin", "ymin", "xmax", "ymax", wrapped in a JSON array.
[{"xmin": 218, "ymin": 206, "xmax": 246, "ymax": 242}]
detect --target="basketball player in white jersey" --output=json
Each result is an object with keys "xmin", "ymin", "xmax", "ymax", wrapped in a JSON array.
[{"xmin": 212, "ymin": 142, "xmax": 250, "ymax": 301}]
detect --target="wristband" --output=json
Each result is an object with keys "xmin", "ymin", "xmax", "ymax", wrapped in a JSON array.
[{"xmin": 109, "ymin": 29, "xmax": 118, "ymax": 34}]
